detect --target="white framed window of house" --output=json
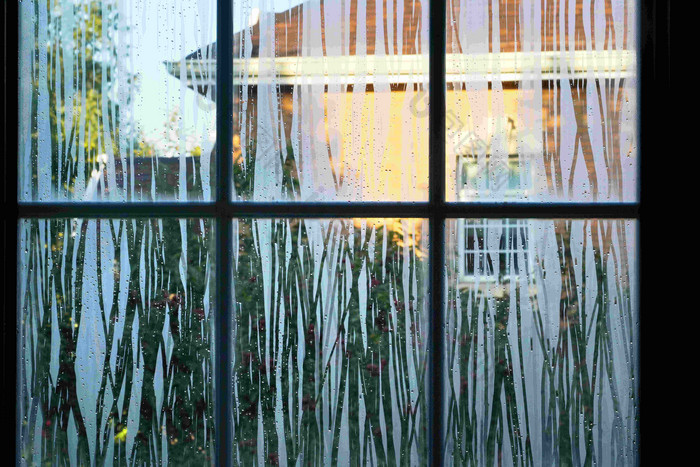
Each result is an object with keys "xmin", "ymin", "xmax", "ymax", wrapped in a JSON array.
[
  {"xmin": 454, "ymin": 132, "xmax": 533, "ymax": 284},
  {"xmin": 458, "ymin": 218, "xmax": 532, "ymax": 283}
]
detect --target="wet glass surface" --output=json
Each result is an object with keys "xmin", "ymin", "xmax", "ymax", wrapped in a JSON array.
[
  {"xmin": 18, "ymin": 218, "xmax": 215, "ymax": 464},
  {"xmin": 231, "ymin": 1, "xmax": 430, "ymax": 202},
  {"xmin": 446, "ymin": 0, "xmax": 637, "ymax": 202},
  {"xmin": 231, "ymin": 218, "xmax": 429, "ymax": 464},
  {"xmin": 16, "ymin": 1, "xmax": 642, "ymax": 466},
  {"xmin": 18, "ymin": 0, "xmax": 217, "ymax": 201},
  {"xmin": 444, "ymin": 218, "xmax": 638, "ymax": 465}
]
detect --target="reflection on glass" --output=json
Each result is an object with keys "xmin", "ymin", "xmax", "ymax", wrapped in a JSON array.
[
  {"xmin": 225, "ymin": 1, "xmax": 429, "ymax": 201},
  {"xmin": 18, "ymin": 219, "xmax": 215, "ymax": 465},
  {"xmin": 19, "ymin": 0, "xmax": 216, "ymax": 201},
  {"xmin": 232, "ymin": 218, "xmax": 428, "ymax": 464},
  {"xmin": 446, "ymin": 0, "xmax": 637, "ymax": 202},
  {"xmin": 444, "ymin": 219, "xmax": 638, "ymax": 465}
]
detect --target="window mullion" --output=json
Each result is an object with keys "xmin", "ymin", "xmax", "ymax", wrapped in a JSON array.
[
  {"xmin": 215, "ymin": 0, "xmax": 234, "ymax": 466},
  {"xmin": 429, "ymin": 0, "xmax": 447, "ymax": 465}
]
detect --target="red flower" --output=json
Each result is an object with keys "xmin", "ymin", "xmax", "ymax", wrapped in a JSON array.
[
  {"xmin": 241, "ymin": 352, "xmax": 254, "ymax": 366},
  {"xmin": 366, "ymin": 364, "xmax": 379, "ymax": 376},
  {"xmin": 302, "ymin": 395, "xmax": 316, "ymax": 411},
  {"xmin": 193, "ymin": 308, "xmax": 205, "ymax": 321},
  {"xmin": 258, "ymin": 358, "xmax": 275, "ymax": 373}
]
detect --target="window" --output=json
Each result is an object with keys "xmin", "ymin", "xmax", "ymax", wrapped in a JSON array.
[
  {"xmin": 457, "ymin": 157, "xmax": 531, "ymax": 201},
  {"xmin": 459, "ymin": 218, "xmax": 531, "ymax": 281},
  {"xmin": 5, "ymin": 0, "xmax": 661, "ymax": 465}
]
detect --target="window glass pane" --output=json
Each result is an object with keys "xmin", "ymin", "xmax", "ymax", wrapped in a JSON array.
[
  {"xmin": 229, "ymin": 1, "xmax": 429, "ymax": 201},
  {"xmin": 446, "ymin": 1, "xmax": 637, "ymax": 202},
  {"xmin": 444, "ymin": 218, "xmax": 638, "ymax": 465},
  {"xmin": 19, "ymin": 1, "xmax": 216, "ymax": 202},
  {"xmin": 232, "ymin": 218, "xmax": 429, "ymax": 463},
  {"xmin": 18, "ymin": 218, "xmax": 215, "ymax": 464}
]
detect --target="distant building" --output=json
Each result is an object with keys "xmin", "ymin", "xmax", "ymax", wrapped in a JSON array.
[{"xmin": 166, "ymin": 0, "xmax": 635, "ymax": 282}]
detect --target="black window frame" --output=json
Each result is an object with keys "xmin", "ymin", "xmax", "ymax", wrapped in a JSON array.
[{"xmin": 2, "ymin": 0, "xmax": 669, "ymax": 465}]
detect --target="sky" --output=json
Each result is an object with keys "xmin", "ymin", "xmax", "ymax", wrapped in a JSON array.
[{"xmin": 129, "ymin": 0, "xmax": 305, "ymax": 137}]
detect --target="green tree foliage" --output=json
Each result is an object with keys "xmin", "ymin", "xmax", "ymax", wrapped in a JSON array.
[{"xmin": 27, "ymin": 0, "xmax": 126, "ymax": 198}]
